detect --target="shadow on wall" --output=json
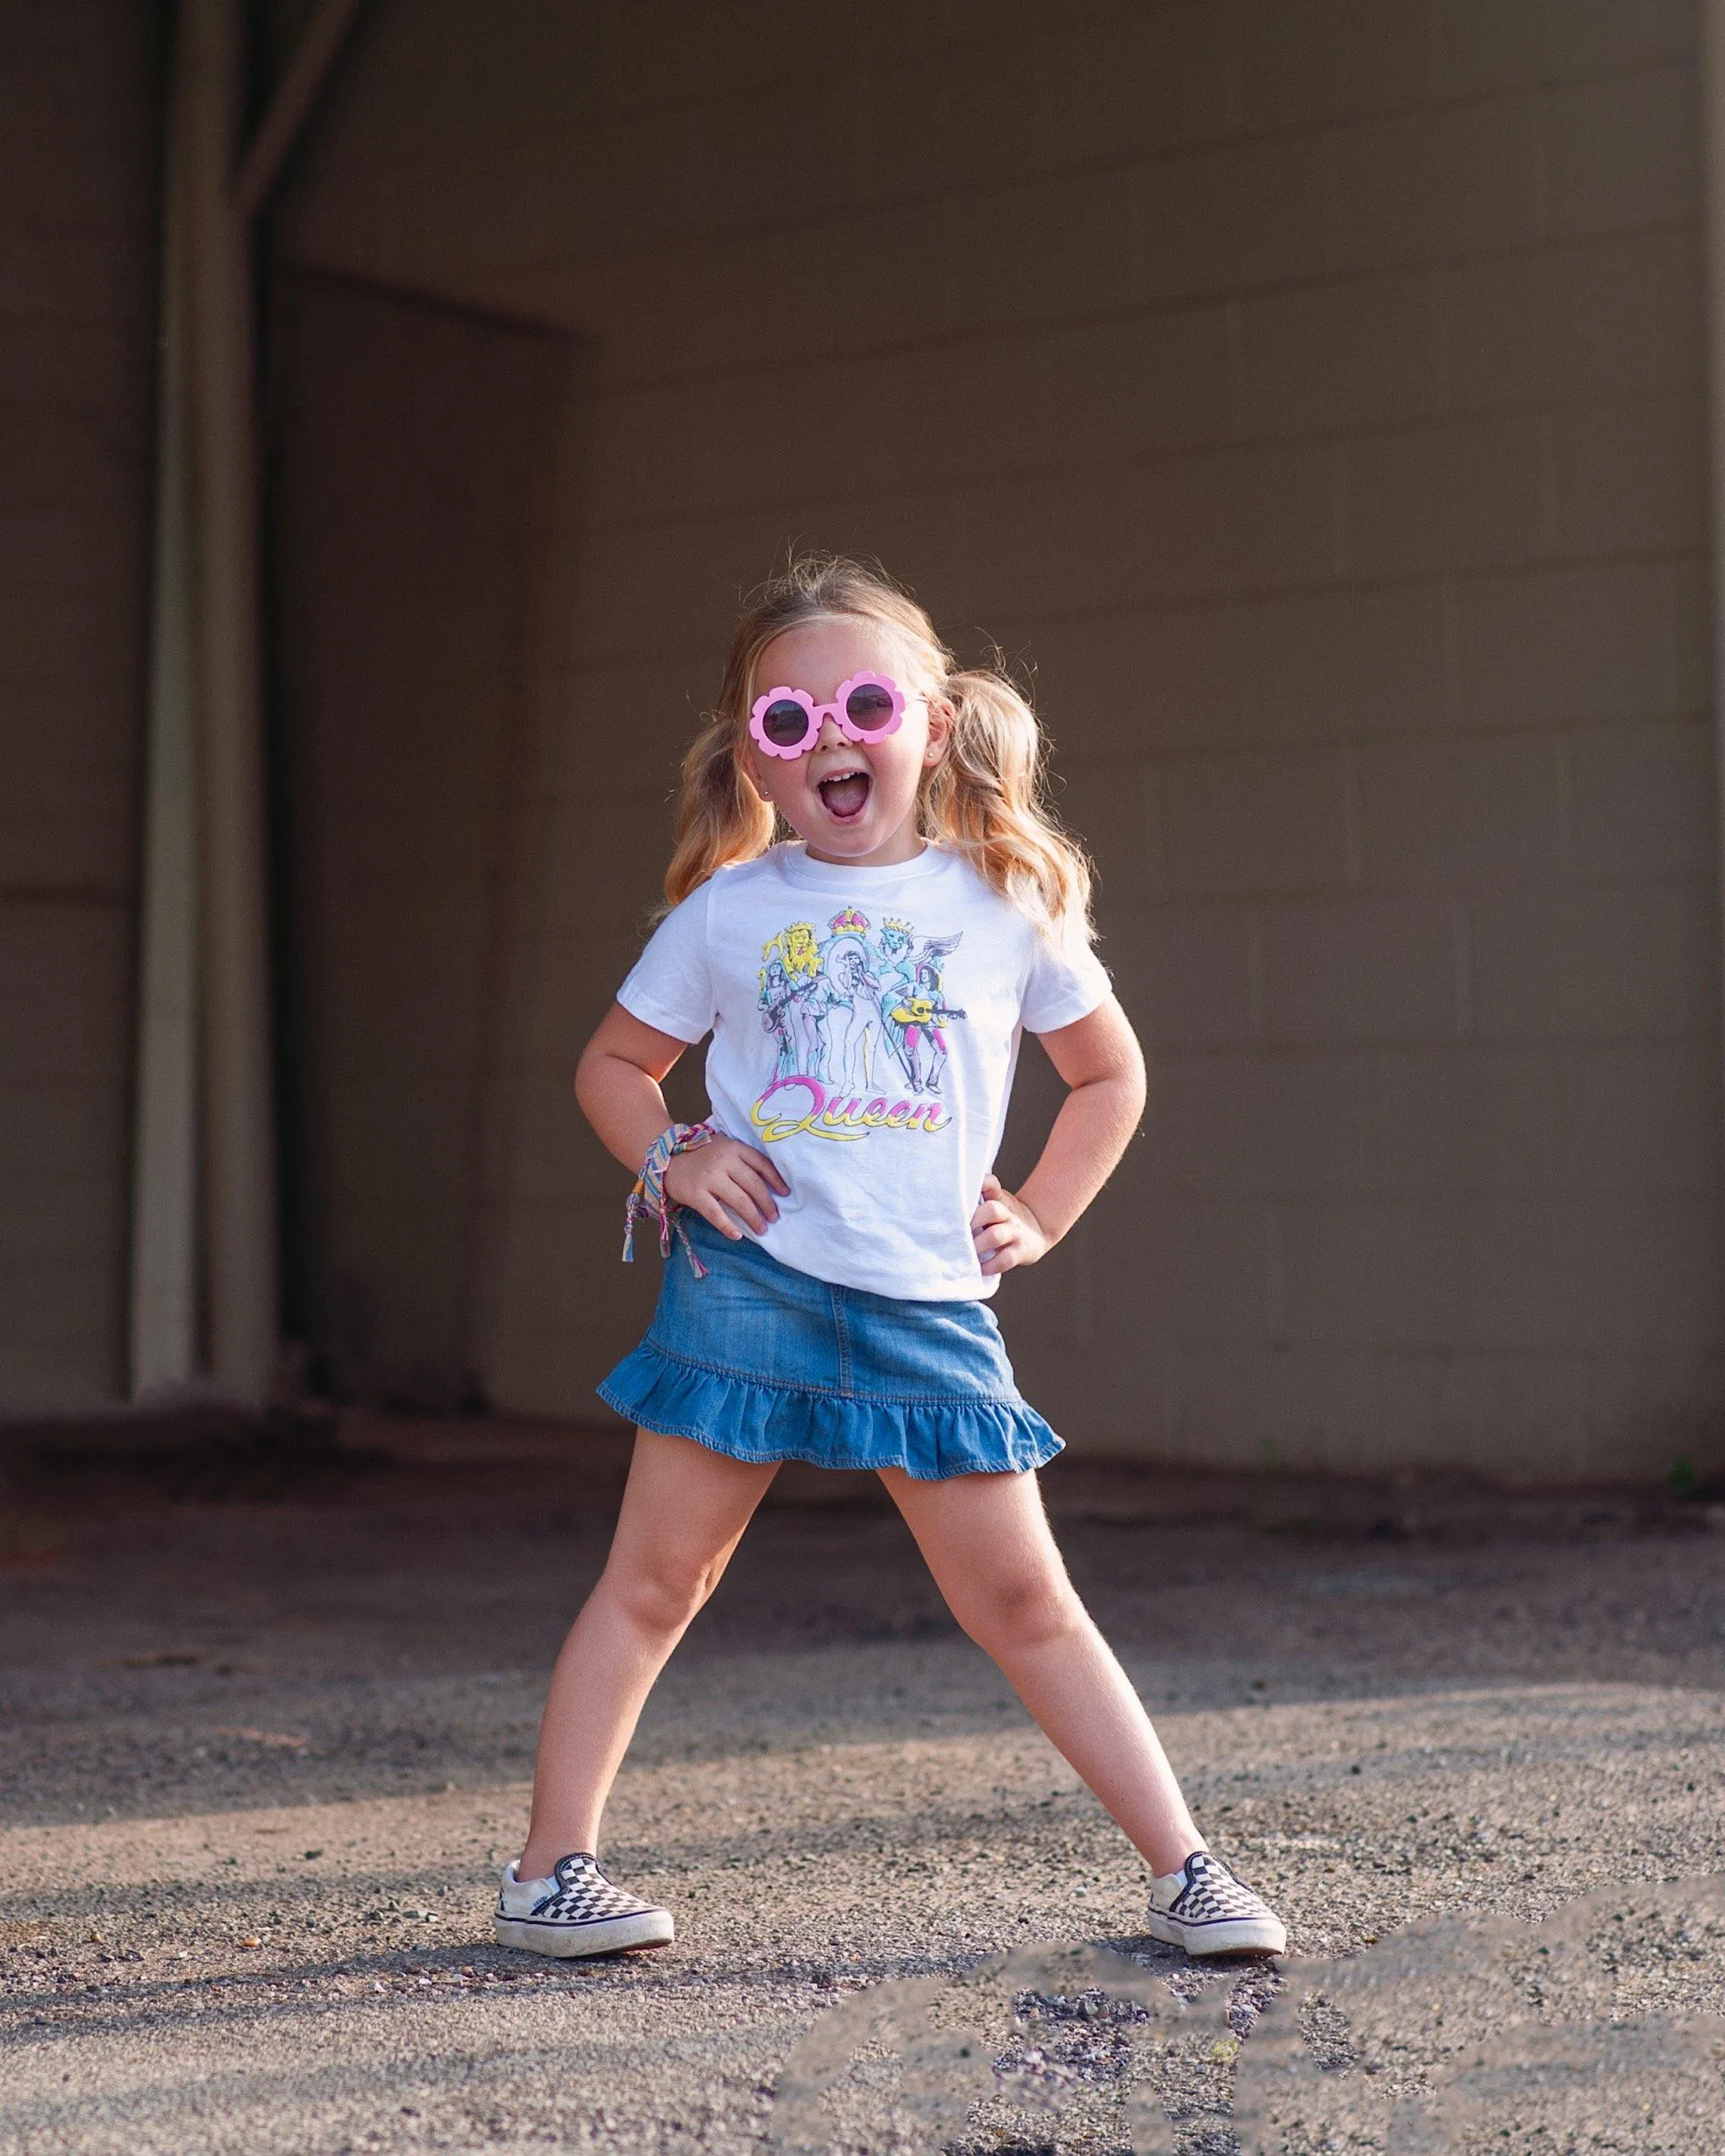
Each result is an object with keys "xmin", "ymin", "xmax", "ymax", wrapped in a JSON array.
[{"xmin": 265, "ymin": 271, "xmax": 594, "ymax": 1412}]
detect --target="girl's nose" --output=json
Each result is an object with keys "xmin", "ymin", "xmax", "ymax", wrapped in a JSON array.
[{"xmin": 814, "ymin": 709, "xmax": 847, "ymax": 751}]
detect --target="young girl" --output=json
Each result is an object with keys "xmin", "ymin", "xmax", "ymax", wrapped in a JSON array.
[{"xmin": 494, "ymin": 557, "xmax": 1286, "ymax": 1963}]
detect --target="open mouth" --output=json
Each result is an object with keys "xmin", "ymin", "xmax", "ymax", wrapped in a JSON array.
[{"xmin": 816, "ymin": 767, "xmax": 872, "ymax": 822}]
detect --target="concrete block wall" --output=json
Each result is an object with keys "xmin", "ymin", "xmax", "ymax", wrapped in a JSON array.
[
  {"xmin": 275, "ymin": 0, "xmax": 1722, "ymax": 1476},
  {"xmin": 0, "ymin": 3, "xmax": 160, "ymax": 1409}
]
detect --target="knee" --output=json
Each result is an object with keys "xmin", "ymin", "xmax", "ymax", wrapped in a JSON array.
[
  {"xmin": 602, "ymin": 1549, "xmax": 718, "ymax": 1637},
  {"xmin": 956, "ymin": 1567, "xmax": 1083, "ymax": 1658}
]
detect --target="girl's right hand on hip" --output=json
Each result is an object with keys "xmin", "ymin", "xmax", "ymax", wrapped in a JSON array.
[{"xmin": 663, "ymin": 1135, "xmax": 788, "ymax": 1238}]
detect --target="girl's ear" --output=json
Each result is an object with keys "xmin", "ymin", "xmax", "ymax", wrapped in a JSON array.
[
  {"xmin": 742, "ymin": 744, "xmax": 773, "ymax": 801},
  {"xmin": 923, "ymin": 695, "xmax": 955, "ymax": 767}
]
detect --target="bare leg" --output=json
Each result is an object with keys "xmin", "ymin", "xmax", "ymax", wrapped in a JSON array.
[
  {"xmin": 518, "ymin": 1430, "xmax": 779, "ymax": 1878},
  {"xmin": 879, "ymin": 1465, "xmax": 1204, "ymax": 1878}
]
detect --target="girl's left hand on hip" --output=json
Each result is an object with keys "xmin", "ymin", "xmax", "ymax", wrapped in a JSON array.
[{"xmin": 970, "ymin": 1174, "xmax": 1052, "ymax": 1275}]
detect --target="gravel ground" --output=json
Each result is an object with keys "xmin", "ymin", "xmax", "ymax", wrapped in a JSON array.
[{"xmin": 2, "ymin": 1417, "xmax": 1723, "ymax": 2151}]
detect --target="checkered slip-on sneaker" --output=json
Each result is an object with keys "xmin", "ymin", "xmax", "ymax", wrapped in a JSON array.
[
  {"xmin": 1146, "ymin": 1851, "xmax": 1287, "ymax": 1958},
  {"xmin": 493, "ymin": 1852, "xmax": 674, "ymax": 1958}
]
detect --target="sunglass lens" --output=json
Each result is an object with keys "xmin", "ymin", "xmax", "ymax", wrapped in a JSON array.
[
  {"xmin": 761, "ymin": 699, "xmax": 811, "ymax": 749},
  {"xmin": 845, "ymin": 685, "xmax": 896, "ymax": 732}
]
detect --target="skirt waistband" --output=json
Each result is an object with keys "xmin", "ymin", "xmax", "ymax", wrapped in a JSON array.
[{"xmin": 648, "ymin": 1210, "xmax": 1023, "ymax": 1403}]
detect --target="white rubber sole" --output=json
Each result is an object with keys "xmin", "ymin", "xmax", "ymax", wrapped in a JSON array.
[
  {"xmin": 1146, "ymin": 1908, "xmax": 1286, "ymax": 1958},
  {"xmin": 493, "ymin": 1908, "xmax": 674, "ymax": 1958}
]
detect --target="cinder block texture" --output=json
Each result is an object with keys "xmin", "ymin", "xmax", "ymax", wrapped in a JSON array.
[
  {"xmin": 0, "ymin": 3, "xmax": 161, "ymax": 1413},
  {"xmin": 268, "ymin": 0, "xmax": 1718, "ymax": 1478},
  {"xmin": 1157, "ymin": 747, "xmax": 1352, "ymax": 898},
  {"xmin": 1264, "ymin": 897, "xmax": 1465, "ymax": 1046}
]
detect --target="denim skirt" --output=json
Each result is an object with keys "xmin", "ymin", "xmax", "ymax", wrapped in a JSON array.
[{"xmin": 597, "ymin": 1211, "xmax": 1063, "ymax": 1481}]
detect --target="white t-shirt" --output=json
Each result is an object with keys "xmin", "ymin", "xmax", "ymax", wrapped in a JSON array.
[{"xmin": 614, "ymin": 842, "xmax": 1112, "ymax": 1301}]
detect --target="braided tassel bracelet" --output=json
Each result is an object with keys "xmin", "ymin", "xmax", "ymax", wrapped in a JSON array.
[{"xmin": 621, "ymin": 1119, "xmax": 718, "ymax": 1278}]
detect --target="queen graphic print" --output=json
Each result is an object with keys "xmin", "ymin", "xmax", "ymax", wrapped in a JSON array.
[{"xmin": 751, "ymin": 907, "xmax": 965, "ymax": 1144}]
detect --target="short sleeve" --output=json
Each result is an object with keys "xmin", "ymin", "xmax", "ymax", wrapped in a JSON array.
[
  {"xmin": 1019, "ymin": 924, "xmax": 1113, "ymax": 1034},
  {"xmin": 615, "ymin": 883, "xmax": 714, "ymax": 1044}
]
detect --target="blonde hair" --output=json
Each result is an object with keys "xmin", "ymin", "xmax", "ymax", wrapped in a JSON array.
[{"xmin": 664, "ymin": 556, "xmax": 1095, "ymax": 944}]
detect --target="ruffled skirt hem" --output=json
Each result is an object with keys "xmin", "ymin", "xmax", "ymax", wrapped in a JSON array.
[{"xmin": 597, "ymin": 1341, "xmax": 1063, "ymax": 1482}]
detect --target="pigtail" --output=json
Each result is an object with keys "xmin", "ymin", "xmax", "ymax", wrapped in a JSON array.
[
  {"xmin": 921, "ymin": 667, "xmax": 1095, "ymax": 950},
  {"xmin": 663, "ymin": 706, "xmax": 775, "ymax": 910}
]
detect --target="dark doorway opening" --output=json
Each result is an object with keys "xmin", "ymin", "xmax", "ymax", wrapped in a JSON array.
[{"xmin": 266, "ymin": 272, "xmax": 571, "ymax": 1407}]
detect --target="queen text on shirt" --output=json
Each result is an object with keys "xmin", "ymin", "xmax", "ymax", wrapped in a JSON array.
[{"xmin": 751, "ymin": 906, "xmax": 963, "ymax": 1144}]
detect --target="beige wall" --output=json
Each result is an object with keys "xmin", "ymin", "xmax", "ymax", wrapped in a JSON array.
[
  {"xmin": 0, "ymin": 3, "xmax": 161, "ymax": 1410},
  {"xmin": 272, "ymin": 0, "xmax": 1716, "ymax": 1476}
]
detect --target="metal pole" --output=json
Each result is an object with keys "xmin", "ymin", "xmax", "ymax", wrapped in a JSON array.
[
  {"xmin": 182, "ymin": 0, "xmax": 279, "ymax": 1405},
  {"xmin": 234, "ymin": 0, "xmax": 367, "ymax": 218},
  {"xmin": 132, "ymin": 0, "xmax": 367, "ymax": 1407},
  {"xmin": 129, "ymin": 50, "xmax": 199, "ymax": 1399},
  {"xmin": 1704, "ymin": 0, "xmax": 1725, "ymax": 1253}
]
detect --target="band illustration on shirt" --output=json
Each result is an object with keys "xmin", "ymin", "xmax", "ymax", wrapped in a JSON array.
[{"xmin": 751, "ymin": 907, "xmax": 965, "ymax": 1144}]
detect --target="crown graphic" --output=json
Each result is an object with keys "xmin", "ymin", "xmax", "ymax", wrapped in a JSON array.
[
  {"xmin": 882, "ymin": 916, "xmax": 912, "ymax": 936},
  {"xmin": 829, "ymin": 906, "xmax": 869, "ymax": 935}
]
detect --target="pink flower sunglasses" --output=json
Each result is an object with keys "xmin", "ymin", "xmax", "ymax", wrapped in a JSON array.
[{"xmin": 749, "ymin": 671, "xmax": 907, "ymax": 760}]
